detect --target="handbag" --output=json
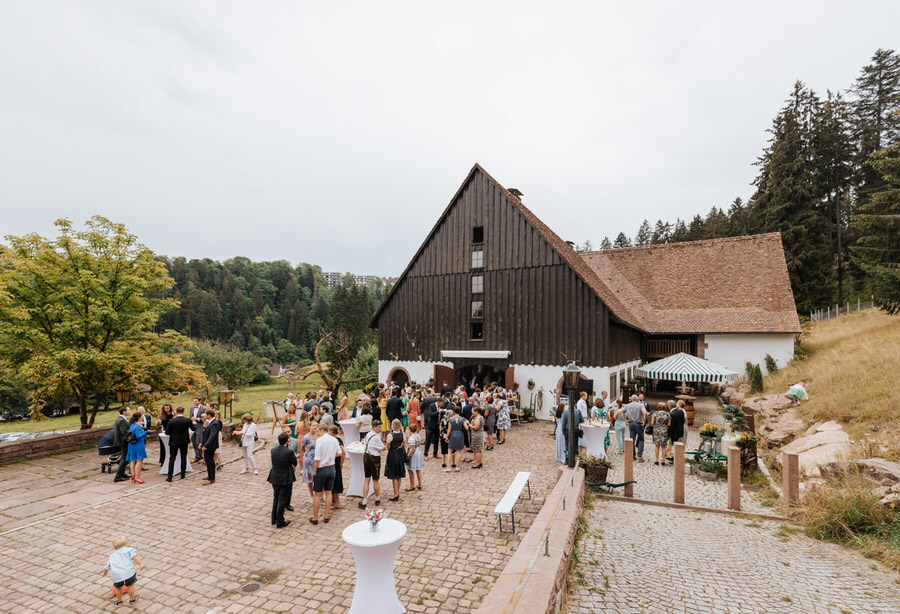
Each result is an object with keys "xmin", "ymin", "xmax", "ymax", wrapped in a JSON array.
[
  {"xmin": 645, "ymin": 424, "xmax": 653, "ymax": 435},
  {"xmin": 125, "ymin": 431, "xmax": 137, "ymax": 444}
]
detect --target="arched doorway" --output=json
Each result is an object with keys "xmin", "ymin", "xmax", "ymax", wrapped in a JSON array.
[{"xmin": 387, "ymin": 367, "xmax": 410, "ymax": 388}]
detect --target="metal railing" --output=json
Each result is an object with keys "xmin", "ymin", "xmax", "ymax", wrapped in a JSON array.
[{"xmin": 503, "ymin": 458, "xmax": 580, "ymax": 613}]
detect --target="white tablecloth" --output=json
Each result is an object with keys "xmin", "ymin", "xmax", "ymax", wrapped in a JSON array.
[
  {"xmin": 339, "ymin": 419, "xmax": 360, "ymax": 444},
  {"xmin": 342, "ymin": 519, "xmax": 406, "ymax": 614},
  {"xmin": 581, "ymin": 424, "xmax": 609, "ymax": 460},
  {"xmin": 157, "ymin": 433, "xmax": 194, "ymax": 475},
  {"xmin": 345, "ymin": 449, "xmax": 375, "ymax": 498}
]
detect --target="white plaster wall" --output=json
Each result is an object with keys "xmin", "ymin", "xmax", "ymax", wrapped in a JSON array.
[
  {"xmin": 704, "ymin": 334, "xmax": 795, "ymax": 373},
  {"xmin": 378, "ymin": 360, "xmax": 451, "ymax": 386},
  {"xmin": 511, "ymin": 360, "xmax": 641, "ymax": 421}
]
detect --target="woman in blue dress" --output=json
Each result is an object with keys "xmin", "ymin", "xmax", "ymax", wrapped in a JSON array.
[
  {"xmin": 555, "ymin": 402, "xmax": 566, "ymax": 464},
  {"xmin": 592, "ymin": 399, "xmax": 611, "ymax": 452},
  {"xmin": 125, "ymin": 413, "xmax": 148, "ymax": 484},
  {"xmin": 301, "ymin": 423, "xmax": 318, "ymax": 500}
]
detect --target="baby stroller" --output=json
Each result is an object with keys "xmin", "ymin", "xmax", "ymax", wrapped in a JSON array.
[{"xmin": 98, "ymin": 428, "xmax": 122, "ymax": 473}]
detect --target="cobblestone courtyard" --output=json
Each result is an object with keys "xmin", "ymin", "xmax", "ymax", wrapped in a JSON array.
[{"xmin": 1, "ymin": 422, "xmax": 558, "ymax": 613}]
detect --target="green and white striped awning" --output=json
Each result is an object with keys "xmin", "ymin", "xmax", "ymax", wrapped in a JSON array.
[{"xmin": 635, "ymin": 352, "xmax": 740, "ymax": 384}]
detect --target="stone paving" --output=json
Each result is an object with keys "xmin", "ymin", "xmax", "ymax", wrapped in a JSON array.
[
  {"xmin": 566, "ymin": 499, "xmax": 900, "ymax": 613},
  {"xmin": 603, "ymin": 396, "xmax": 770, "ymax": 514},
  {"xmin": 0, "ymin": 422, "xmax": 558, "ymax": 613}
]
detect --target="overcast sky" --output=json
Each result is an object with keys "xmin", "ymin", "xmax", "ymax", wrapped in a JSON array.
[{"xmin": 1, "ymin": 1, "xmax": 898, "ymax": 276}]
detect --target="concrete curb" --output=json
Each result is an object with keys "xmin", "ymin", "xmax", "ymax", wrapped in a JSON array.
[
  {"xmin": 475, "ymin": 466, "xmax": 585, "ymax": 614},
  {"xmin": 593, "ymin": 492, "xmax": 792, "ymax": 522}
]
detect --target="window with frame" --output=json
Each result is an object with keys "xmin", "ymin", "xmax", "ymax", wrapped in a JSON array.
[
  {"xmin": 469, "ymin": 321, "xmax": 483, "ymax": 340},
  {"xmin": 471, "ymin": 275, "xmax": 483, "ymax": 294},
  {"xmin": 471, "ymin": 248, "xmax": 484, "ymax": 269},
  {"xmin": 472, "ymin": 225, "xmax": 484, "ymax": 243},
  {"xmin": 471, "ymin": 300, "xmax": 484, "ymax": 319}
]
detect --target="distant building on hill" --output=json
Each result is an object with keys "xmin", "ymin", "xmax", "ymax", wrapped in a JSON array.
[
  {"xmin": 353, "ymin": 274, "xmax": 377, "ymax": 287},
  {"xmin": 370, "ymin": 164, "xmax": 801, "ymax": 419},
  {"xmin": 324, "ymin": 272, "xmax": 382, "ymax": 288},
  {"xmin": 324, "ymin": 271, "xmax": 342, "ymax": 288}
]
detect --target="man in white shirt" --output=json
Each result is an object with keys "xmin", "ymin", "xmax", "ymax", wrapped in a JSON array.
[
  {"xmin": 576, "ymin": 392, "xmax": 590, "ymax": 454},
  {"xmin": 311, "ymin": 428, "xmax": 339, "ymax": 524},
  {"xmin": 359, "ymin": 421, "xmax": 385, "ymax": 509}
]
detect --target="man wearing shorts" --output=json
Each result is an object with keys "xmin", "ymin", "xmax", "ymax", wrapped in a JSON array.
[
  {"xmin": 359, "ymin": 420, "xmax": 384, "ymax": 509},
  {"xmin": 311, "ymin": 426, "xmax": 339, "ymax": 524}
]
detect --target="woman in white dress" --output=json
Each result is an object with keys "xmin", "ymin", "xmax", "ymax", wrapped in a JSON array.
[{"xmin": 555, "ymin": 402, "xmax": 566, "ymax": 464}]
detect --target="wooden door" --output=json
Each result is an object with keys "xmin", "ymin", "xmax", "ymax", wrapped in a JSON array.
[
  {"xmin": 434, "ymin": 364, "xmax": 455, "ymax": 390},
  {"xmin": 504, "ymin": 366, "xmax": 515, "ymax": 391}
]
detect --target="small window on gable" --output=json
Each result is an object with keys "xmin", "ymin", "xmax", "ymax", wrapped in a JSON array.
[
  {"xmin": 471, "ymin": 249, "xmax": 484, "ymax": 269},
  {"xmin": 469, "ymin": 321, "xmax": 483, "ymax": 340},
  {"xmin": 471, "ymin": 275, "xmax": 483, "ymax": 294},
  {"xmin": 472, "ymin": 226, "xmax": 484, "ymax": 243},
  {"xmin": 471, "ymin": 300, "xmax": 483, "ymax": 319}
]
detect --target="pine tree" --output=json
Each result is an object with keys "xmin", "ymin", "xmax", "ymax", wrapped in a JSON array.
[
  {"xmin": 851, "ymin": 49, "xmax": 900, "ymax": 200},
  {"xmin": 750, "ymin": 81, "xmax": 832, "ymax": 313},
  {"xmin": 635, "ymin": 219, "xmax": 652, "ymax": 246},
  {"xmin": 651, "ymin": 220, "xmax": 672, "ymax": 244},
  {"xmin": 613, "ymin": 232, "xmax": 632, "ymax": 248},
  {"xmin": 851, "ymin": 139, "xmax": 900, "ymax": 313},
  {"xmin": 671, "ymin": 218, "xmax": 688, "ymax": 242},
  {"xmin": 726, "ymin": 197, "xmax": 750, "ymax": 236},
  {"xmin": 599, "ymin": 236, "xmax": 612, "ymax": 250}
]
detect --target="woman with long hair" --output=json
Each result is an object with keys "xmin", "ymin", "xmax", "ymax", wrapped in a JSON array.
[
  {"xmin": 337, "ymin": 391, "xmax": 350, "ymax": 422},
  {"xmin": 555, "ymin": 402, "xmax": 566, "ymax": 463},
  {"xmin": 157, "ymin": 403, "xmax": 174, "ymax": 465},
  {"xmin": 301, "ymin": 423, "xmax": 319, "ymax": 499},
  {"xmin": 296, "ymin": 409, "xmax": 311, "ymax": 443},
  {"xmin": 468, "ymin": 406, "xmax": 485, "ymax": 469},
  {"xmin": 377, "ymin": 389, "xmax": 388, "ymax": 437},
  {"xmin": 611, "ymin": 399, "xmax": 627, "ymax": 454},
  {"xmin": 125, "ymin": 413, "xmax": 148, "ymax": 484},
  {"xmin": 384, "ymin": 419, "xmax": 407, "ymax": 501},
  {"xmin": 281, "ymin": 404, "xmax": 298, "ymax": 438}
]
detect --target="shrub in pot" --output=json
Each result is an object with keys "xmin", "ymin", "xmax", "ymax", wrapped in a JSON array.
[{"xmin": 579, "ymin": 453, "xmax": 613, "ymax": 483}]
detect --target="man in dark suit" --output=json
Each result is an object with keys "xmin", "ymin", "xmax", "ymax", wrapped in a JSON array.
[
  {"xmin": 200, "ymin": 409, "xmax": 220, "ymax": 485},
  {"xmin": 268, "ymin": 432, "xmax": 297, "ymax": 528},
  {"xmin": 189, "ymin": 398, "xmax": 205, "ymax": 460},
  {"xmin": 165, "ymin": 407, "xmax": 194, "ymax": 482},
  {"xmin": 112, "ymin": 406, "xmax": 132, "ymax": 482}
]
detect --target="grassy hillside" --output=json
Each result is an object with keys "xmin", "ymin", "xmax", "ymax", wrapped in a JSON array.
[{"xmin": 763, "ymin": 309, "xmax": 900, "ymax": 453}]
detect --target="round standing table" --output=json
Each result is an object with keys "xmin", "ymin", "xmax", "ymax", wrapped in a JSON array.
[
  {"xmin": 339, "ymin": 419, "xmax": 360, "ymax": 444},
  {"xmin": 345, "ymin": 448, "xmax": 376, "ymax": 498},
  {"xmin": 580, "ymin": 424, "xmax": 609, "ymax": 460},
  {"xmin": 157, "ymin": 433, "xmax": 194, "ymax": 475},
  {"xmin": 342, "ymin": 518, "xmax": 406, "ymax": 614}
]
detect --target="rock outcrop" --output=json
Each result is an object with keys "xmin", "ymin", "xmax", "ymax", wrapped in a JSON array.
[
  {"xmin": 748, "ymin": 393, "xmax": 804, "ymax": 447},
  {"xmin": 777, "ymin": 422, "xmax": 852, "ymax": 476}
]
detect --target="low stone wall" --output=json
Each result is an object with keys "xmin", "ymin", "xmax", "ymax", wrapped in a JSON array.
[
  {"xmin": 0, "ymin": 427, "xmax": 117, "ymax": 464},
  {"xmin": 476, "ymin": 465, "xmax": 586, "ymax": 614}
]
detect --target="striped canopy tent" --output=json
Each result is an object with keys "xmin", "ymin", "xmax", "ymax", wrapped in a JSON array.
[{"xmin": 635, "ymin": 352, "xmax": 740, "ymax": 384}]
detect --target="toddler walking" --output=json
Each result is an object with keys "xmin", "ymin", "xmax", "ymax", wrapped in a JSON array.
[{"xmin": 101, "ymin": 535, "xmax": 145, "ymax": 606}]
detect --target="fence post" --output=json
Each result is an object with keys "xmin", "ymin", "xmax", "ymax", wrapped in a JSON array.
[
  {"xmin": 727, "ymin": 446, "xmax": 740, "ymax": 511},
  {"xmin": 624, "ymin": 438, "xmax": 634, "ymax": 498},
  {"xmin": 674, "ymin": 442, "xmax": 685, "ymax": 504},
  {"xmin": 858, "ymin": 298, "xmax": 861, "ymax": 311},
  {"xmin": 783, "ymin": 452, "xmax": 800, "ymax": 512}
]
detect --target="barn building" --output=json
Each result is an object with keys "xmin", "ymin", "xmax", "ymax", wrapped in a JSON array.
[{"xmin": 371, "ymin": 164, "xmax": 801, "ymax": 420}]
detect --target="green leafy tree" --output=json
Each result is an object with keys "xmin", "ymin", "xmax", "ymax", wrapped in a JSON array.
[
  {"xmin": 750, "ymin": 364, "xmax": 764, "ymax": 393},
  {"xmin": 851, "ymin": 139, "xmax": 900, "ymax": 313},
  {"xmin": 0, "ymin": 217, "xmax": 208, "ymax": 428},
  {"xmin": 344, "ymin": 342, "xmax": 378, "ymax": 384},
  {"xmin": 191, "ymin": 342, "xmax": 269, "ymax": 390}
]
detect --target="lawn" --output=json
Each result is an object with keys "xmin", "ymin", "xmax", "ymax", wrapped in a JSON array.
[
  {"xmin": 762, "ymin": 308, "xmax": 900, "ymax": 452},
  {"xmin": 0, "ymin": 374, "xmax": 366, "ymax": 434}
]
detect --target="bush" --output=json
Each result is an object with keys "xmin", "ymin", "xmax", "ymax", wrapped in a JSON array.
[
  {"xmin": 750, "ymin": 364, "xmax": 764, "ymax": 393},
  {"xmin": 764, "ymin": 353, "xmax": 779, "ymax": 375}
]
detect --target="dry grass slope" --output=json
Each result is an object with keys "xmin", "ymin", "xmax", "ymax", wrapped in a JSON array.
[{"xmin": 764, "ymin": 309, "xmax": 900, "ymax": 451}]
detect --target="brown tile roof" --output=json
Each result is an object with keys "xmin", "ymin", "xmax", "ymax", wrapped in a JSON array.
[
  {"xmin": 372, "ymin": 164, "xmax": 800, "ymax": 336},
  {"xmin": 579, "ymin": 234, "xmax": 802, "ymax": 334}
]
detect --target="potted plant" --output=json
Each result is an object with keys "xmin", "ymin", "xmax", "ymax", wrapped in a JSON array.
[
  {"xmin": 527, "ymin": 378, "xmax": 535, "ymax": 390},
  {"xmin": 522, "ymin": 407, "xmax": 535, "ymax": 422},
  {"xmin": 578, "ymin": 453, "xmax": 613, "ymax": 484},
  {"xmin": 696, "ymin": 459, "xmax": 719, "ymax": 481}
]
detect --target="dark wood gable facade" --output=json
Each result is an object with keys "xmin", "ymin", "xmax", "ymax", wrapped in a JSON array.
[{"xmin": 372, "ymin": 165, "xmax": 642, "ymax": 368}]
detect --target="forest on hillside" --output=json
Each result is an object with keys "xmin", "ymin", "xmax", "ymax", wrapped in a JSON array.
[
  {"xmin": 156, "ymin": 257, "xmax": 383, "ymax": 368},
  {"xmin": 583, "ymin": 49, "xmax": 900, "ymax": 315}
]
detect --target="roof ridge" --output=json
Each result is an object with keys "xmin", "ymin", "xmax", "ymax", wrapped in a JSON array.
[{"xmin": 582, "ymin": 232, "xmax": 783, "ymax": 254}]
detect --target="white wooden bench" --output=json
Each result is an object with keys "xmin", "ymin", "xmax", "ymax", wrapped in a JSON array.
[{"xmin": 494, "ymin": 471, "xmax": 532, "ymax": 533}]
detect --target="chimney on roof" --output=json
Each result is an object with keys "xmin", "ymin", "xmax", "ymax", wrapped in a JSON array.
[{"xmin": 508, "ymin": 188, "xmax": 523, "ymax": 201}]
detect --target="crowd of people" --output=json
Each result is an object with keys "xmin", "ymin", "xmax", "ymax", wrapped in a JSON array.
[
  {"xmin": 266, "ymin": 379, "xmax": 519, "ymax": 526},
  {"xmin": 555, "ymin": 391, "xmax": 688, "ymax": 465}
]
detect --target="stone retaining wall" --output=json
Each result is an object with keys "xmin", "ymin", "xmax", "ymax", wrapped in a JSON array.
[
  {"xmin": 0, "ymin": 427, "xmax": 117, "ymax": 464},
  {"xmin": 476, "ymin": 466, "xmax": 586, "ymax": 614}
]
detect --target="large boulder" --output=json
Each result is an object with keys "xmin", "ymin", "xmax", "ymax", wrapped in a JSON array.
[
  {"xmin": 730, "ymin": 392, "xmax": 746, "ymax": 406},
  {"xmin": 743, "ymin": 394, "xmax": 792, "ymax": 415},
  {"xmin": 777, "ymin": 423, "xmax": 852, "ymax": 476},
  {"xmin": 857, "ymin": 458, "xmax": 900, "ymax": 485},
  {"xmin": 721, "ymin": 387, "xmax": 736, "ymax": 403},
  {"xmin": 737, "ymin": 383, "xmax": 751, "ymax": 394}
]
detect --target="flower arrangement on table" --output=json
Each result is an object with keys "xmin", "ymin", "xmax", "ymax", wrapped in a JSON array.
[
  {"xmin": 698, "ymin": 423, "xmax": 723, "ymax": 439},
  {"xmin": 365, "ymin": 509, "xmax": 386, "ymax": 532}
]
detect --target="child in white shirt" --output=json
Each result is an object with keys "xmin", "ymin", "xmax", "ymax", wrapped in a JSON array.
[{"xmin": 101, "ymin": 535, "xmax": 145, "ymax": 605}]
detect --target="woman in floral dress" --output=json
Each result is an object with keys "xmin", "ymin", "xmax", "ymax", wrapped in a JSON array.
[
  {"xmin": 650, "ymin": 402, "xmax": 670, "ymax": 466},
  {"xmin": 496, "ymin": 400, "xmax": 511, "ymax": 444},
  {"xmin": 301, "ymin": 423, "xmax": 319, "ymax": 499}
]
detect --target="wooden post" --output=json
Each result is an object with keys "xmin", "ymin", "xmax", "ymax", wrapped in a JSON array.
[
  {"xmin": 624, "ymin": 438, "xmax": 634, "ymax": 498},
  {"xmin": 727, "ymin": 446, "xmax": 740, "ymax": 510},
  {"xmin": 673, "ymin": 442, "xmax": 685, "ymax": 504},
  {"xmin": 858, "ymin": 297, "xmax": 861, "ymax": 311},
  {"xmin": 783, "ymin": 452, "xmax": 800, "ymax": 511}
]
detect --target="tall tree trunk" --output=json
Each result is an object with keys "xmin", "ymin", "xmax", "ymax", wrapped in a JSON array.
[{"xmin": 78, "ymin": 393, "xmax": 89, "ymax": 430}]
